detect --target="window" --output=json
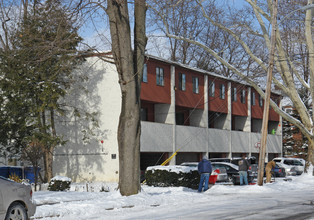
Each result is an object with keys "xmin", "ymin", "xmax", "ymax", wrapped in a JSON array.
[
  {"xmin": 192, "ymin": 77, "xmax": 199, "ymax": 94},
  {"xmin": 231, "ymin": 87, "xmax": 237, "ymax": 102},
  {"xmin": 241, "ymin": 90, "xmax": 246, "ymax": 104},
  {"xmin": 219, "ymin": 84, "xmax": 225, "ymax": 99},
  {"xmin": 142, "ymin": 64, "xmax": 147, "ymax": 83},
  {"xmin": 259, "ymin": 94, "xmax": 263, "ymax": 107},
  {"xmin": 251, "ymin": 92, "xmax": 256, "ymax": 106},
  {"xmin": 156, "ymin": 67, "xmax": 164, "ymax": 86},
  {"xmin": 179, "ymin": 73, "xmax": 186, "ymax": 91},
  {"xmin": 209, "ymin": 81, "xmax": 215, "ymax": 97}
]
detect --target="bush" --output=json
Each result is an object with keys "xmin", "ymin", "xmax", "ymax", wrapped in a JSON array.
[
  {"xmin": 145, "ymin": 166, "xmax": 200, "ymax": 189},
  {"xmin": 48, "ymin": 176, "xmax": 71, "ymax": 191}
]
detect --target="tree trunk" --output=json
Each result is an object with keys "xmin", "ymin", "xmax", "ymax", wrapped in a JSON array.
[
  {"xmin": 44, "ymin": 149, "xmax": 53, "ymax": 182},
  {"xmin": 106, "ymin": 0, "xmax": 147, "ymax": 196},
  {"xmin": 307, "ymin": 138, "xmax": 314, "ymax": 175}
]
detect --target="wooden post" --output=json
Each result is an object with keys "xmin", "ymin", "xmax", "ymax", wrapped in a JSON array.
[{"xmin": 257, "ymin": 0, "xmax": 278, "ymax": 186}]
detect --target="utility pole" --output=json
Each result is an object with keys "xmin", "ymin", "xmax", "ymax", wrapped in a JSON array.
[{"xmin": 257, "ymin": 0, "xmax": 278, "ymax": 186}]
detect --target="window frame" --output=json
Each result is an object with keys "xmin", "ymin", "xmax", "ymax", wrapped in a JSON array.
[
  {"xmin": 251, "ymin": 91, "xmax": 256, "ymax": 106},
  {"xmin": 192, "ymin": 76, "xmax": 199, "ymax": 94},
  {"xmin": 259, "ymin": 94, "xmax": 263, "ymax": 107},
  {"xmin": 179, "ymin": 73, "xmax": 186, "ymax": 91},
  {"xmin": 209, "ymin": 81, "xmax": 215, "ymax": 97},
  {"xmin": 219, "ymin": 84, "xmax": 225, "ymax": 99},
  {"xmin": 156, "ymin": 67, "xmax": 164, "ymax": 86},
  {"xmin": 241, "ymin": 89, "xmax": 246, "ymax": 104},
  {"xmin": 142, "ymin": 63, "xmax": 148, "ymax": 83},
  {"xmin": 231, "ymin": 87, "xmax": 237, "ymax": 102}
]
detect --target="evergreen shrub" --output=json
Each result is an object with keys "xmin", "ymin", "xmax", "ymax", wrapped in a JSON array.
[
  {"xmin": 48, "ymin": 176, "xmax": 71, "ymax": 191},
  {"xmin": 145, "ymin": 166, "xmax": 199, "ymax": 189}
]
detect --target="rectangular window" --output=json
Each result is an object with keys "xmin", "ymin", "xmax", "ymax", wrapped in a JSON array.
[
  {"xmin": 219, "ymin": 84, "xmax": 225, "ymax": 99},
  {"xmin": 259, "ymin": 94, "xmax": 263, "ymax": 107},
  {"xmin": 251, "ymin": 92, "xmax": 256, "ymax": 106},
  {"xmin": 142, "ymin": 64, "xmax": 147, "ymax": 83},
  {"xmin": 192, "ymin": 77, "xmax": 199, "ymax": 94},
  {"xmin": 241, "ymin": 90, "xmax": 246, "ymax": 104},
  {"xmin": 231, "ymin": 87, "xmax": 237, "ymax": 102},
  {"xmin": 209, "ymin": 81, "xmax": 215, "ymax": 97},
  {"xmin": 156, "ymin": 67, "xmax": 164, "ymax": 86},
  {"xmin": 179, "ymin": 73, "xmax": 186, "ymax": 91}
]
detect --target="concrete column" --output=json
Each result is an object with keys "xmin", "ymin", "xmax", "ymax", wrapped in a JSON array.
[
  {"xmin": 244, "ymin": 87, "xmax": 251, "ymax": 132},
  {"xmin": 226, "ymin": 82, "xmax": 232, "ymax": 158},
  {"xmin": 247, "ymin": 87, "xmax": 252, "ymax": 157},
  {"xmin": 204, "ymin": 75, "xmax": 209, "ymax": 157},
  {"xmin": 170, "ymin": 65, "xmax": 176, "ymax": 165}
]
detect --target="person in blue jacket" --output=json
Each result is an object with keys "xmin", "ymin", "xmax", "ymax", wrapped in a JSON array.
[{"xmin": 197, "ymin": 155, "xmax": 212, "ymax": 192}]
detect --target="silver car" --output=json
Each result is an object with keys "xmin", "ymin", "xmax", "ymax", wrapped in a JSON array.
[{"xmin": 0, "ymin": 176, "xmax": 36, "ymax": 220}]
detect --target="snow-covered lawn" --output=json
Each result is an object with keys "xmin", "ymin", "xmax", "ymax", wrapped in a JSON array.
[{"xmin": 32, "ymin": 170, "xmax": 314, "ymax": 220}]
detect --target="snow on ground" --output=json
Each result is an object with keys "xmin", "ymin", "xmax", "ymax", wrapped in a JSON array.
[{"xmin": 32, "ymin": 169, "xmax": 314, "ymax": 220}]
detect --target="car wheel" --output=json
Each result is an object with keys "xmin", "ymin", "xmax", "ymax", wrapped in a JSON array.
[{"xmin": 5, "ymin": 202, "xmax": 28, "ymax": 220}]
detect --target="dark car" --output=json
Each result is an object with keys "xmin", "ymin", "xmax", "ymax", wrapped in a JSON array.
[
  {"xmin": 180, "ymin": 162, "xmax": 228, "ymax": 183},
  {"xmin": 211, "ymin": 162, "xmax": 254, "ymax": 185},
  {"xmin": 264, "ymin": 163, "xmax": 286, "ymax": 177}
]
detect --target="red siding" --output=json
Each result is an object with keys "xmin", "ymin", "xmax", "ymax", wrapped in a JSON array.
[
  {"xmin": 251, "ymin": 89, "xmax": 263, "ymax": 119},
  {"xmin": 231, "ymin": 83, "xmax": 248, "ymax": 116},
  {"xmin": 251, "ymin": 90, "xmax": 280, "ymax": 122},
  {"xmin": 141, "ymin": 59, "xmax": 171, "ymax": 104},
  {"xmin": 175, "ymin": 67, "xmax": 204, "ymax": 109},
  {"xmin": 269, "ymin": 94, "xmax": 280, "ymax": 121},
  {"xmin": 208, "ymin": 78, "xmax": 228, "ymax": 113}
]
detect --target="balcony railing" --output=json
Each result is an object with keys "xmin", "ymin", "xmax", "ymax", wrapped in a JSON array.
[{"xmin": 141, "ymin": 121, "xmax": 281, "ymax": 154}]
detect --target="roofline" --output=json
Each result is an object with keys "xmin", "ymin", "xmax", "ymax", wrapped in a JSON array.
[
  {"xmin": 145, "ymin": 54, "xmax": 282, "ymax": 96},
  {"xmin": 84, "ymin": 51, "xmax": 282, "ymax": 96}
]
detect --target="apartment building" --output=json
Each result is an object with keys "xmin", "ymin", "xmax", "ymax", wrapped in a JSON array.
[
  {"xmin": 53, "ymin": 54, "xmax": 282, "ymax": 182},
  {"xmin": 139, "ymin": 55, "xmax": 282, "ymax": 169}
]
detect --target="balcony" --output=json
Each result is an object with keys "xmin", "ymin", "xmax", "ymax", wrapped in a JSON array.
[{"xmin": 140, "ymin": 121, "xmax": 281, "ymax": 154}]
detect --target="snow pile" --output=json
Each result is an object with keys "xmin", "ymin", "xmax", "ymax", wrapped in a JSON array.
[
  {"xmin": 146, "ymin": 165, "xmax": 197, "ymax": 173},
  {"xmin": 51, "ymin": 176, "xmax": 72, "ymax": 182}
]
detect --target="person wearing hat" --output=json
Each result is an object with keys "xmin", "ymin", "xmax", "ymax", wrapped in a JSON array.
[
  {"xmin": 238, "ymin": 154, "xmax": 250, "ymax": 185},
  {"xmin": 197, "ymin": 155, "xmax": 212, "ymax": 192}
]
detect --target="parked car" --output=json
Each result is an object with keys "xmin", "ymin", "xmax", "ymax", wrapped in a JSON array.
[
  {"xmin": 264, "ymin": 163, "xmax": 286, "ymax": 177},
  {"xmin": 273, "ymin": 157, "xmax": 304, "ymax": 175},
  {"xmin": 180, "ymin": 162, "xmax": 228, "ymax": 183},
  {"xmin": 210, "ymin": 156, "xmax": 257, "ymax": 166},
  {"xmin": 0, "ymin": 176, "xmax": 36, "ymax": 220},
  {"xmin": 210, "ymin": 162, "xmax": 254, "ymax": 185},
  {"xmin": 248, "ymin": 163, "xmax": 286, "ymax": 178},
  {"xmin": 249, "ymin": 164, "xmax": 258, "ymax": 178},
  {"xmin": 209, "ymin": 158, "xmax": 240, "ymax": 166}
]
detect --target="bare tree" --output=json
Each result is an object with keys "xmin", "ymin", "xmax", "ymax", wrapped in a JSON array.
[
  {"xmin": 150, "ymin": 0, "xmax": 314, "ymax": 173},
  {"xmin": 106, "ymin": 0, "xmax": 147, "ymax": 196},
  {"xmin": 148, "ymin": 0, "xmax": 266, "ymax": 81}
]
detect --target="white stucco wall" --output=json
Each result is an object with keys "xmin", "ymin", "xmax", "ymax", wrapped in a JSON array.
[{"xmin": 53, "ymin": 57, "xmax": 121, "ymax": 183}]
